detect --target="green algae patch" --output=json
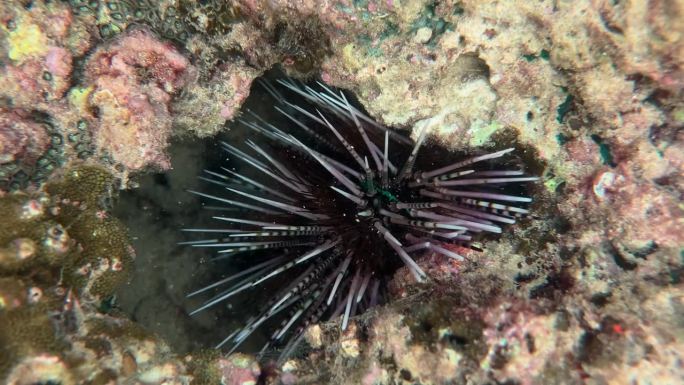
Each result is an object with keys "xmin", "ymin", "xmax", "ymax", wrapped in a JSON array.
[
  {"xmin": 544, "ymin": 176, "xmax": 565, "ymax": 193},
  {"xmin": 342, "ymin": 43, "xmax": 364, "ymax": 71},
  {"xmin": 410, "ymin": 2, "xmax": 454, "ymax": 45},
  {"xmin": 68, "ymin": 86, "xmax": 94, "ymax": 113},
  {"xmin": 672, "ymin": 107, "xmax": 684, "ymax": 123},
  {"xmin": 5, "ymin": 16, "xmax": 49, "ymax": 62},
  {"xmin": 523, "ymin": 53, "xmax": 537, "ymax": 62},
  {"xmin": 379, "ymin": 22, "xmax": 400, "ymax": 41},
  {"xmin": 468, "ymin": 120, "xmax": 501, "ymax": 146}
]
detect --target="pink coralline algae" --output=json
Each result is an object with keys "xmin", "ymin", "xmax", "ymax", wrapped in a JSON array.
[
  {"xmin": 216, "ymin": 354, "xmax": 261, "ymax": 385},
  {"xmin": 3, "ymin": 53, "xmax": 73, "ymax": 107},
  {"xmin": 84, "ymin": 28, "xmax": 196, "ymax": 171},
  {"xmin": 0, "ymin": 109, "xmax": 51, "ymax": 167},
  {"xmin": 1, "ymin": 3, "xmax": 78, "ymax": 109},
  {"xmin": 44, "ymin": 47, "xmax": 72, "ymax": 79},
  {"xmin": 600, "ymin": 164, "xmax": 683, "ymax": 249},
  {"xmin": 2, "ymin": 1, "xmax": 198, "ymax": 177},
  {"xmin": 217, "ymin": 70, "xmax": 253, "ymax": 120}
]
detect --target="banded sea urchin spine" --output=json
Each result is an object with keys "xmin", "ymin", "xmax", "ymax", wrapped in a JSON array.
[{"xmin": 182, "ymin": 78, "xmax": 538, "ymax": 362}]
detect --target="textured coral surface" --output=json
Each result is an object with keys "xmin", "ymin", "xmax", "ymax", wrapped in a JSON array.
[{"xmin": 1, "ymin": 0, "xmax": 682, "ymax": 384}]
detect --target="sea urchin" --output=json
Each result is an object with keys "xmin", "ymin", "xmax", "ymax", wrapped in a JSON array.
[{"xmin": 181, "ymin": 79, "xmax": 537, "ymax": 362}]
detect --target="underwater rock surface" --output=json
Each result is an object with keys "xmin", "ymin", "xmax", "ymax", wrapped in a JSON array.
[{"xmin": 0, "ymin": 0, "xmax": 682, "ymax": 384}]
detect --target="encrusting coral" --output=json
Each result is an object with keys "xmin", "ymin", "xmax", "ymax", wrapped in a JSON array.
[
  {"xmin": 0, "ymin": 164, "xmax": 235, "ymax": 384},
  {"xmin": 84, "ymin": 28, "xmax": 196, "ymax": 170},
  {"xmin": 1, "ymin": 0, "xmax": 197, "ymax": 188},
  {"xmin": 0, "ymin": 166, "xmax": 128, "ymax": 380}
]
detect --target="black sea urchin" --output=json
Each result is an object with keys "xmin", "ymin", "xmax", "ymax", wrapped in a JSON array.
[{"xmin": 181, "ymin": 79, "xmax": 537, "ymax": 362}]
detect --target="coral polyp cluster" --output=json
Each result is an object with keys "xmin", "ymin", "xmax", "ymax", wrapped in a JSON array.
[
  {"xmin": 0, "ymin": 165, "xmax": 184, "ymax": 384},
  {"xmin": 183, "ymin": 80, "xmax": 537, "ymax": 361}
]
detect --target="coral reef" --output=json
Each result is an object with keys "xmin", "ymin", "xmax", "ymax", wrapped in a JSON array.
[
  {"xmin": 1, "ymin": 0, "xmax": 197, "ymax": 188},
  {"xmin": 0, "ymin": 165, "xmax": 132, "ymax": 298},
  {"xmin": 0, "ymin": 108, "xmax": 62, "ymax": 190},
  {"xmin": 179, "ymin": 79, "xmax": 538, "ymax": 364},
  {"xmin": 84, "ymin": 28, "xmax": 195, "ymax": 170},
  {"xmin": 0, "ymin": 164, "xmax": 180, "ymax": 383},
  {"xmin": 233, "ymin": 1, "xmax": 680, "ymax": 383},
  {"xmin": 0, "ymin": 164, "xmax": 242, "ymax": 384},
  {"xmin": 0, "ymin": 0, "xmax": 682, "ymax": 384}
]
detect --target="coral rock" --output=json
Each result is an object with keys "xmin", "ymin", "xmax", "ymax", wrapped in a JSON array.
[{"xmin": 84, "ymin": 28, "xmax": 195, "ymax": 171}]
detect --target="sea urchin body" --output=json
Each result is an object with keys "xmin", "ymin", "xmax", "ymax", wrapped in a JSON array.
[{"xmin": 182, "ymin": 79, "xmax": 538, "ymax": 362}]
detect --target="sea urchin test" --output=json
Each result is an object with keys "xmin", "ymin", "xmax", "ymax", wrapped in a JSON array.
[{"xmin": 181, "ymin": 79, "xmax": 538, "ymax": 362}]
